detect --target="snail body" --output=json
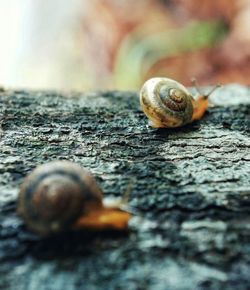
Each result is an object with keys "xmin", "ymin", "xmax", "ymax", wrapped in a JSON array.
[
  {"xmin": 140, "ymin": 77, "xmax": 218, "ymax": 128},
  {"xmin": 17, "ymin": 161, "xmax": 130, "ymax": 236}
]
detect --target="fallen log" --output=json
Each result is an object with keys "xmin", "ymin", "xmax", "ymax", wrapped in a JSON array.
[{"xmin": 0, "ymin": 84, "xmax": 249, "ymax": 289}]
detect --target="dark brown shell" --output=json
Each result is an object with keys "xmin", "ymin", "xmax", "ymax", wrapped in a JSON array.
[{"xmin": 17, "ymin": 161, "xmax": 103, "ymax": 235}]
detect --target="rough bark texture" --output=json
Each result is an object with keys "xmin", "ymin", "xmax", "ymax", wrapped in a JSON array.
[{"xmin": 0, "ymin": 85, "xmax": 249, "ymax": 290}]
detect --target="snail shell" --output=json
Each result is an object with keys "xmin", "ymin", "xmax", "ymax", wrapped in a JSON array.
[
  {"xmin": 140, "ymin": 77, "xmax": 221, "ymax": 128},
  {"xmin": 17, "ymin": 161, "xmax": 130, "ymax": 236},
  {"xmin": 140, "ymin": 77, "xmax": 194, "ymax": 128}
]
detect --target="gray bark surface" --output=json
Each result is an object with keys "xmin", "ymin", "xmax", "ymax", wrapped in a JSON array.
[{"xmin": 0, "ymin": 85, "xmax": 249, "ymax": 290}]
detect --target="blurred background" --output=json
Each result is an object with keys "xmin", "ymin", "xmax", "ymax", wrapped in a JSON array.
[{"xmin": 0, "ymin": 0, "xmax": 250, "ymax": 91}]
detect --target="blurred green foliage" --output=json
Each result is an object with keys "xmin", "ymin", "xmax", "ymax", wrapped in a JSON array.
[{"xmin": 114, "ymin": 21, "xmax": 227, "ymax": 89}]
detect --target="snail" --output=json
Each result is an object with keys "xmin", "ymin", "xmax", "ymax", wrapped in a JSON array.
[
  {"xmin": 139, "ymin": 77, "xmax": 220, "ymax": 128},
  {"xmin": 17, "ymin": 161, "xmax": 131, "ymax": 236}
]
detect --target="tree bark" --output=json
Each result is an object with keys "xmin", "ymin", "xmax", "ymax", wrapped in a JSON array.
[{"xmin": 0, "ymin": 85, "xmax": 249, "ymax": 290}]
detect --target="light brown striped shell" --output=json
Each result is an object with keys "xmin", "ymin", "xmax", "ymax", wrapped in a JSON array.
[{"xmin": 140, "ymin": 77, "xmax": 194, "ymax": 128}]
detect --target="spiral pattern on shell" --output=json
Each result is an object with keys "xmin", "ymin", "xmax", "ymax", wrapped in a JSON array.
[
  {"xmin": 161, "ymin": 88, "xmax": 188, "ymax": 112},
  {"xmin": 17, "ymin": 161, "xmax": 103, "ymax": 235},
  {"xmin": 140, "ymin": 77, "xmax": 194, "ymax": 128}
]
